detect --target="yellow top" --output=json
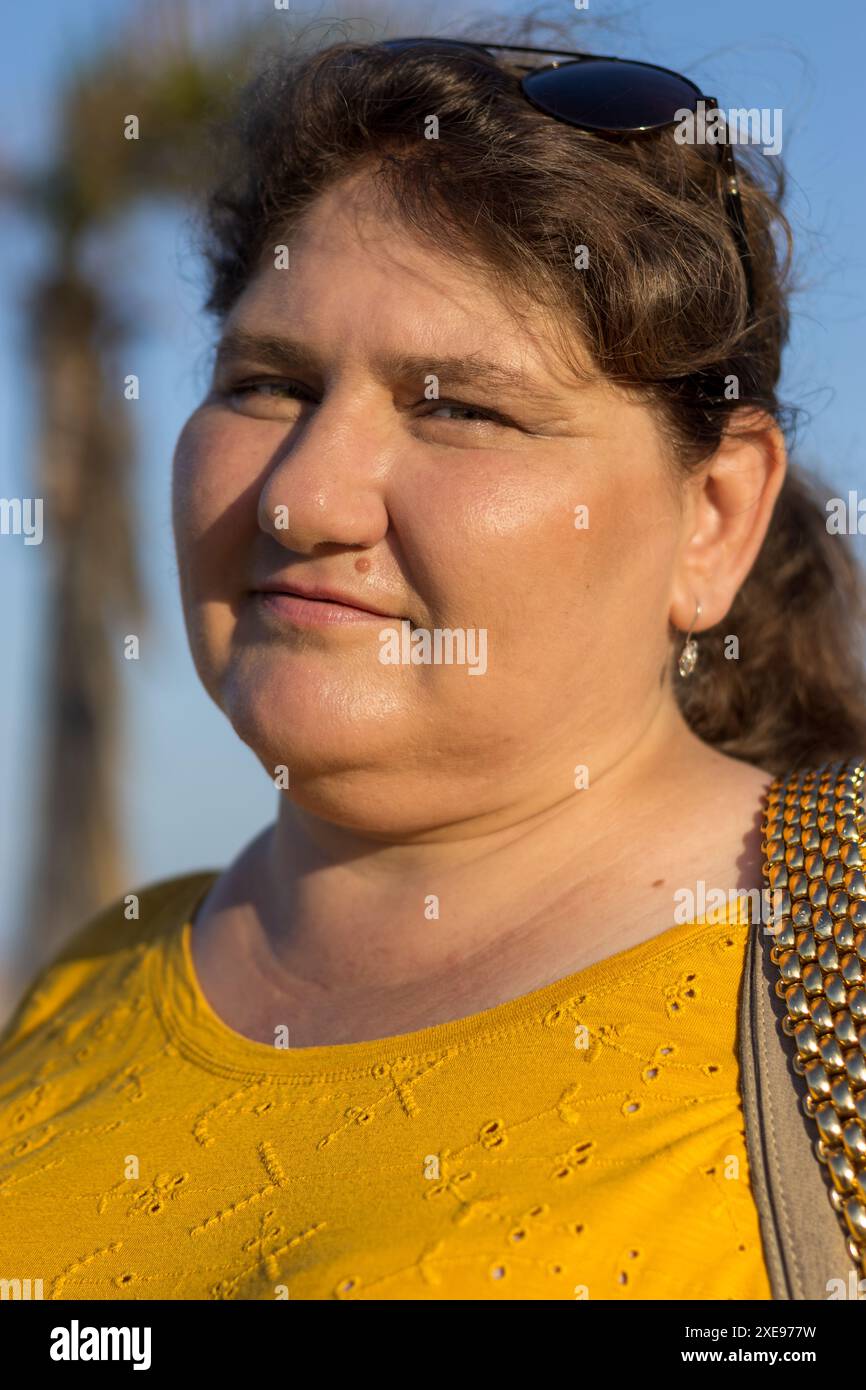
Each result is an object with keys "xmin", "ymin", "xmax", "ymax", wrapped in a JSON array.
[{"xmin": 0, "ymin": 871, "xmax": 773, "ymax": 1301}]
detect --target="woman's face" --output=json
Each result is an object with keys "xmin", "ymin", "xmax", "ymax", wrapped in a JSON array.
[{"xmin": 172, "ymin": 172, "xmax": 688, "ymax": 834}]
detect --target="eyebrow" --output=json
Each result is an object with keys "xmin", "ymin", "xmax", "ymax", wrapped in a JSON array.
[{"xmin": 213, "ymin": 328, "xmax": 572, "ymax": 405}]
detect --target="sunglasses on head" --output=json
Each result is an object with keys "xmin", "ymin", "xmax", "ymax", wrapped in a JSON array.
[{"xmin": 376, "ymin": 37, "xmax": 755, "ymax": 318}]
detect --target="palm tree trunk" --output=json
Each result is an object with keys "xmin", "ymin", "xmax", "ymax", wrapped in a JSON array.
[{"xmin": 15, "ymin": 267, "xmax": 144, "ymax": 982}]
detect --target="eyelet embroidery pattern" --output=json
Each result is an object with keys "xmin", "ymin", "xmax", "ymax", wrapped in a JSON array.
[{"xmin": 0, "ymin": 877, "xmax": 773, "ymax": 1299}]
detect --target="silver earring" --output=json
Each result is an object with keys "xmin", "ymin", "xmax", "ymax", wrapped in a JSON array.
[{"xmin": 678, "ymin": 599, "xmax": 702, "ymax": 678}]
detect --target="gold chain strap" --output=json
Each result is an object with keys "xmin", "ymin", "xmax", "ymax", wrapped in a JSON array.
[{"xmin": 762, "ymin": 755, "xmax": 866, "ymax": 1273}]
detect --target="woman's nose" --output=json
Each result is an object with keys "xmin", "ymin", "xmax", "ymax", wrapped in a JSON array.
[{"xmin": 256, "ymin": 394, "xmax": 392, "ymax": 553}]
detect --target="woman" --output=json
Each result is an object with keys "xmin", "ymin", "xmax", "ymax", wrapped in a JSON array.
[{"xmin": 2, "ymin": 34, "xmax": 866, "ymax": 1302}]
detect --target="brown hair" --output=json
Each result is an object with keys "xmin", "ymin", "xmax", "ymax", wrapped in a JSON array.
[{"xmin": 196, "ymin": 33, "xmax": 866, "ymax": 777}]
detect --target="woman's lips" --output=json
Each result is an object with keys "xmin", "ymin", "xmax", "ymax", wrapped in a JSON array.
[{"xmin": 250, "ymin": 590, "xmax": 396, "ymax": 628}]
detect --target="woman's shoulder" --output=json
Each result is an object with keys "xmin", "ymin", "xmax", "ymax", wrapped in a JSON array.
[
  {"xmin": 48, "ymin": 870, "xmax": 218, "ymax": 966},
  {"xmin": 0, "ymin": 869, "xmax": 218, "ymax": 1055}
]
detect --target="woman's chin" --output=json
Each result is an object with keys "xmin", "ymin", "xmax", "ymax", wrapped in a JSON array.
[
  {"xmin": 230, "ymin": 729, "xmax": 440, "ymax": 835},
  {"xmin": 221, "ymin": 679, "xmax": 402, "ymax": 778}
]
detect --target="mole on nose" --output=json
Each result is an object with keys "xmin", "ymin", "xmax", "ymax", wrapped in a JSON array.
[{"xmin": 354, "ymin": 556, "xmax": 371, "ymax": 574}]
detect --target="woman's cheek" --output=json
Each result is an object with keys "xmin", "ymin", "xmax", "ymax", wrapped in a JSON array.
[
  {"xmin": 458, "ymin": 465, "xmax": 586, "ymax": 596},
  {"xmin": 173, "ymin": 412, "xmax": 248, "ymax": 556},
  {"xmin": 173, "ymin": 411, "xmax": 223, "ymax": 522},
  {"xmin": 172, "ymin": 416, "xmax": 210, "ymax": 543}
]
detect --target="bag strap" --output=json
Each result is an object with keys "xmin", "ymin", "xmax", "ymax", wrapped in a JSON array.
[{"xmin": 740, "ymin": 755, "xmax": 866, "ymax": 1297}]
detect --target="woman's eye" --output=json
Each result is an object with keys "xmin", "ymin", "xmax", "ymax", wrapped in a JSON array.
[
  {"xmin": 227, "ymin": 380, "xmax": 310, "ymax": 401},
  {"xmin": 216, "ymin": 379, "xmax": 317, "ymax": 419},
  {"xmin": 424, "ymin": 402, "xmax": 510, "ymax": 427},
  {"xmin": 219, "ymin": 381, "xmax": 515, "ymax": 431}
]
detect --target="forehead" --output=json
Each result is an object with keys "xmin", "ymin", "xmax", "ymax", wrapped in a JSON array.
[{"xmin": 227, "ymin": 172, "xmax": 593, "ymax": 392}]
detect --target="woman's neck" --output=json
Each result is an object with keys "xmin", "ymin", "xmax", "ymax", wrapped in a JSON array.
[{"xmin": 231, "ymin": 702, "xmax": 759, "ymax": 997}]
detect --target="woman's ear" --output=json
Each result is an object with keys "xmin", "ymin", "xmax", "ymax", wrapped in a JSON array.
[{"xmin": 669, "ymin": 408, "xmax": 788, "ymax": 633}]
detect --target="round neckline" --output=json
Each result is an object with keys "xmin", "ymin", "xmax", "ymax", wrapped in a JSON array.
[{"xmin": 149, "ymin": 871, "xmax": 751, "ymax": 1079}]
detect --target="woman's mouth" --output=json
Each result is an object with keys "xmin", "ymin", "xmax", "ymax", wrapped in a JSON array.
[{"xmin": 249, "ymin": 588, "xmax": 399, "ymax": 628}]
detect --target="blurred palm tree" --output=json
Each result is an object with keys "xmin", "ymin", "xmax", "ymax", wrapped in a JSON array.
[
  {"xmin": 4, "ymin": 0, "xmax": 285, "ymax": 985},
  {"xmin": 1, "ymin": 0, "xmax": 577, "ymax": 996}
]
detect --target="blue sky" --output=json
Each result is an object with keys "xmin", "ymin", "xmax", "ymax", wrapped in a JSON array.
[{"xmin": 1, "ymin": 0, "xmax": 864, "ymax": 957}]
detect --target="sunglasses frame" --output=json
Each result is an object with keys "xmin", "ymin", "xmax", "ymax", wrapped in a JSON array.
[{"xmin": 378, "ymin": 37, "xmax": 755, "ymax": 315}]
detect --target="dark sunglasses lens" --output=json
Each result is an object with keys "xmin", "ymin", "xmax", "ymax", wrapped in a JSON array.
[{"xmin": 522, "ymin": 59, "xmax": 701, "ymax": 131}]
